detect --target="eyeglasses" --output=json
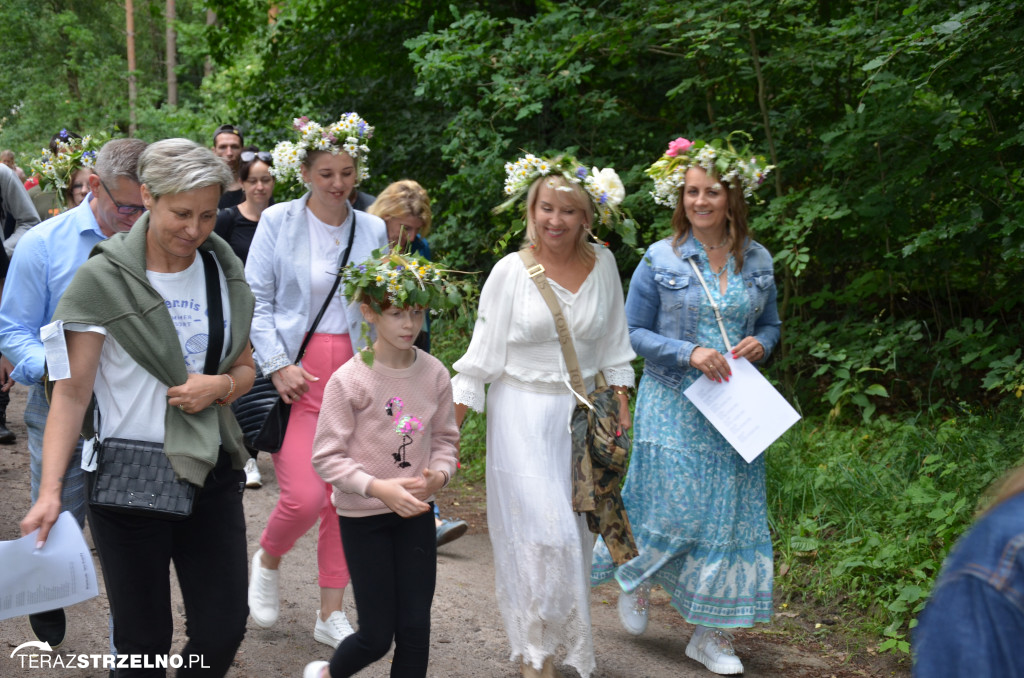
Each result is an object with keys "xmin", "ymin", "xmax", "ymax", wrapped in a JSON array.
[
  {"xmin": 240, "ymin": 151, "xmax": 273, "ymax": 165},
  {"xmin": 99, "ymin": 178, "xmax": 146, "ymax": 216}
]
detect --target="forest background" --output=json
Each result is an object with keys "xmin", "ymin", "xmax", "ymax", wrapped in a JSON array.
[{"xmin": 2, "ymin": 0, "xmax": 1023, "ymax": 663}]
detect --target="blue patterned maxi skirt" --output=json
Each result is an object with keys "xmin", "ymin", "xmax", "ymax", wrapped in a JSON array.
[{"xmin": 591, "ymin": 372, "xmax": 774, "ymax": 627}]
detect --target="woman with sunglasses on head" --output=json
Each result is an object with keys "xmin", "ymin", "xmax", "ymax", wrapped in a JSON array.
[
  {"xmin": 214, "ymin": 148, "xmax": 275, "ymax": 266},
  {"xmin": 214, "ymin": 147, "xmax": 276, "ymax": 489}
]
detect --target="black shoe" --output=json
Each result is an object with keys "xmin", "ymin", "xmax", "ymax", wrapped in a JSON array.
[
  {"xmin": 0, "ymin": 422, "xmax": 14, "ymax": 444},
  {"xmin": 29, "ymin": 608, "xmax": 66, "ymax": 648}
]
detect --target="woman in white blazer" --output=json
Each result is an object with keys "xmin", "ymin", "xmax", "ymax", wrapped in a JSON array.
[{"xmin": 244, "ymin": 114, "xmax": 387, "ymax": 649}]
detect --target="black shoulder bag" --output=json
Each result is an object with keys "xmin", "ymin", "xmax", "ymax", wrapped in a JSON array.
[
  {"xmin": 88, "ymin": 249, "xmax": 224, "ymax": 519},
  {"xmin": 233, "ymin": 214, "xmax": 358, "ymax": 453}
]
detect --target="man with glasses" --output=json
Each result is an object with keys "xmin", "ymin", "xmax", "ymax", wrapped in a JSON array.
[
  {"xmin": 213, "ymin": 124, "xmax": 245, "ymax": 209},
  {"xmin": 0, "ymin": 137, "xmax": 146, "ymax": 649}
]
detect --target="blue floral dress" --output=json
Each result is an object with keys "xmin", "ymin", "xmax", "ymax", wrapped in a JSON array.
[{"xmin": 592, "ymin": 251, "xmax": 774, "ymax": 628}]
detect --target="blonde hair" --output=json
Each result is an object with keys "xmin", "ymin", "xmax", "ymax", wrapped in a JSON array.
[
  {"xmin": 367, "ymin": 179, "xmax": 433, "ymax": 236},
  {"xmin": 523, "ymin": 174, "xmax": 596, "ymax": 266}
]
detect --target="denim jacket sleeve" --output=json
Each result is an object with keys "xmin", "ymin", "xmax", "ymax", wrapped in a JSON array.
[
  {"xmin": 624, "ymin": 246, "xmax": 697, "ymax": 369},
  {"xmin": 743, "ymin": 242, "xmax": 782, "ymax": 363}
]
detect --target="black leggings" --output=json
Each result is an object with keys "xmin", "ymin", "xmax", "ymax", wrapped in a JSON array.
[{"xmin": 331, "ymin": 507, "xmax": 436, "ymax": 678}]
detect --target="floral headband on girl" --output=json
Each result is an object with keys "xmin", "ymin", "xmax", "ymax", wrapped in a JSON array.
[
  {"xmin": 646, "ymin": 131, "xmax": 773, "ymax": 209},
  {"xmin": 493, "ymin": 153, "xmax": 636, "ymax": 247},
  {"xmin": 341, "ymin": 248, "xmax": 478, "ymax": 365},
  {"xmin": 29, "ymin": 131, "xmax": 103, "ymax": 207},
  {"xmin": 270, "ymin": 113, "xmax": 374, "ymax": 186}
]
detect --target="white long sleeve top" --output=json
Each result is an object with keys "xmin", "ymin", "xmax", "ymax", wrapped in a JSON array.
[{"xmin": 452, "ymin": 244, "xmax": 635, "ymax": 412}]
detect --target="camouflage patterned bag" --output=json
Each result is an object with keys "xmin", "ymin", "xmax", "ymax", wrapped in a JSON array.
[
  {"xmin": 518, "ymin": 249, "xmax": 639, "ymax": 566},
  {"xmin": 570, "ymin": 376, "xmax": 639, "ymax": 565}
]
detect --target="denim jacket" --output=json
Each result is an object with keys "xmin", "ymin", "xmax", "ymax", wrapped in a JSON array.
[
  {"xmin": 624, "ymin": 235, "xmax": 781, "ymax": 389},
  {"xmin": 912, "ymin": 491, "xmax": 1024, "ymax": 677}
]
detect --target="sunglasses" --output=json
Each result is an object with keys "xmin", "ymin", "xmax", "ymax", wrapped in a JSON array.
[
  {"xmin": 240, "ymin": 151, "xmax": 273, "ymax": 165},
  {"xmin": 99, "ymin": 178, "xmax": 146, "ymax": 216}
]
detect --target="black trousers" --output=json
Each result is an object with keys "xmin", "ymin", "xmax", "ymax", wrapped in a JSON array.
[
  {"xmin": 87, "ymin": 450, "xmax": 248, "ymax": 677},
  {"xmin": 331, "ymin": 506, "xmax": 436, "ymax": 678}
]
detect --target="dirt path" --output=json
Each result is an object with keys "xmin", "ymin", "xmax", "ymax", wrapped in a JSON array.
[{"xmin": 0, "ymin": 384, "xmax": 909, "ymax": 677}]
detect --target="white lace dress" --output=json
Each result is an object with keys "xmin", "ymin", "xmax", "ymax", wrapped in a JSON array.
[{"xmin": 452, "ymin": 245, "xmax": 635, "ymax": 677}]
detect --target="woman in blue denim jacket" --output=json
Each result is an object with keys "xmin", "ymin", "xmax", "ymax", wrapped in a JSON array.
[
  {"xmin": 913, "ymin": 466, "xmax": 1024, "ymax": 677},
  {"xmin": 592, "ymin": 135, "xmax": 779, "ymax": 675}
]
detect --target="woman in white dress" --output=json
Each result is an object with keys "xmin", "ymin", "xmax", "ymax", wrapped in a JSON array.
[{"xmin": 452, "ymin": 155, "xmax": 635, "ymax": 678}]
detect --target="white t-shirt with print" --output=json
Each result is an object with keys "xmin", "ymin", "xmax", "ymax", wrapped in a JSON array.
[{"xmin": 68, "ymin": 253, "xmax": 232, "ymax": 446}]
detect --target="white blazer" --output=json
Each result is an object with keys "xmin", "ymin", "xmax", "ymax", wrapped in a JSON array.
[{"xmin": 244, "ymin": 192, "xmax": 387, "ymax": 375}]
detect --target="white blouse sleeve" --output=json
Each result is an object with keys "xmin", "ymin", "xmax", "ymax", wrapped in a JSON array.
[
  {"xmin": 451, "ymin": 255, "xmax": 519, "ymax": 412},
  {"xmin": 594, "ymin": 248, "xmax": 636, "ymax": 388}
]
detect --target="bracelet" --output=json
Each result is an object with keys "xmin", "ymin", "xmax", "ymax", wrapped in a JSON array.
[
  {"xmin": 216, "ymin": 373, "xmax": 236, "ymax": 406},
  {"xmin": 439, "ymin": 470, "xmax": 450, "ymax": 488},
  {"xmin": 613, "ymin": 388, "xmax": 629, "ymax": 396}
]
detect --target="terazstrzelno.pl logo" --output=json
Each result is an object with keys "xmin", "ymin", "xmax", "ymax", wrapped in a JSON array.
[{"xmin": 10, "ymin": 641, "xmax": 209, "ymax": 670}]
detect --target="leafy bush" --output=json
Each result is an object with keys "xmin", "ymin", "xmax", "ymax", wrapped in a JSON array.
[{"xmin": 768, "ymin": 404, "xmax": 1024, "ymax": 652}]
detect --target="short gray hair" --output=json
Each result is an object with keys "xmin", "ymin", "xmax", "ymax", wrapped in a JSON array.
[
  {"xmin": 139, "ymin": 138, "xmax": 233, "ymax": 200},
  {"xmin": 95, "ymin": 138, "xmax": 147, "ymax": 183}
]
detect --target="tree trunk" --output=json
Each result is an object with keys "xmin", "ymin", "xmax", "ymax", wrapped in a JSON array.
[
  {"xmin": 204, "ymin": 9, "xmax": 216, "ymax": 78},
  {"xmin": 166, "ymin": 0, "xmax": 178, "ymax": 106},
  {"xmin": 126, "ymin": 0, "xmax": 137, "ymax": 136}
]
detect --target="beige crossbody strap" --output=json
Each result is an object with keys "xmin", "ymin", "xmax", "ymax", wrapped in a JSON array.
[{"xmin": 518, "ymin": 249, "xmax": 590, "ymax": 406}]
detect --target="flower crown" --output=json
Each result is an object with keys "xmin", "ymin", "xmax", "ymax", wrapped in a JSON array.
[
  {"xmin": 270, "ymin": 113, "xmax": 374, "ymax": 186},
  {"xmin": 342, "ymin": 248, "xmax": 475, "ymax": 313},
  {"xmin": 29, "ymin": 131, "xmax": 103, "ymax": 205},
  {"xmin": 342, "ymin": 248, "xmax": 477, "ymax": 365},
  {"xmin": 495, "ymin": 153, "xmax": 627, "ymax": 229},
  {"xmin": 646, "ymin": 132, "xmax": 773, "ymax": 209}
]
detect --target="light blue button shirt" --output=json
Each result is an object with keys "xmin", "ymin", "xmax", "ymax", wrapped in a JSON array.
[{"xmin": 0, "ymin": 194, "xmax": 107, "ymax": 384}]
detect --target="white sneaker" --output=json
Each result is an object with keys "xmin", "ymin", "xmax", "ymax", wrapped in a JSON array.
[
  {"xmin": 303, "ymin": 660, "xmax": 329, "ymax": 678},
  {"xmin": 685, "ymin": 625, "xmax": 744, "ymax": 675},
  {"xmin": 247, "ymin": 549, "xmax": 279, "ymax": 628},
  {"xmin": 617, "ymin": 582, "xmax": 651, "ymax": 635},
  {"xmin": 314, "ymin": 609, "xmax": 355, "ymax": 649},
  {"xmin": 244, "ymin": 458, "xmax": 262, "ymax": 488}
]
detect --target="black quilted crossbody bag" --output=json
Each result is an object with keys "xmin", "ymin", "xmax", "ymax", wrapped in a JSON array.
[{"xmin": 88, "ymin": 249, "xmax": 224, "ymax": 519}]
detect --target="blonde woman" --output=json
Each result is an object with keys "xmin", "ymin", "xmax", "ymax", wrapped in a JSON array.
[{"xmin": 452, "ymin": 155, "xmax": 634, "ymax": 678}]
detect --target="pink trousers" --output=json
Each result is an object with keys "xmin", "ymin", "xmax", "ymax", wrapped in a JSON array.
[{"xmin": 259, "ymin": 333, "xmax": 353, "ymax": 588}]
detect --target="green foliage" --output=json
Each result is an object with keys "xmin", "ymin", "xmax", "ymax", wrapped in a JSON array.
[
  {"xmin": 0, "ymin": 0, "xmax": 216, "ymax": 149},
  {"xmin": 768, "ymin": 404, "xmax": 1024, "ymax": 652}
]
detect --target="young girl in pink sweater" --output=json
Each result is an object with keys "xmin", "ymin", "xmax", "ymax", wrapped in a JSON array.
[{"xmin": 306, "ymin": 250, "xmax": 467, "ymax": 678}]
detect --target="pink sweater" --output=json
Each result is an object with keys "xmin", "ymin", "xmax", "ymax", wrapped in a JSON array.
[{"xmin": 312, "ymin": 350, "xmax": 459, "ymax": 517}]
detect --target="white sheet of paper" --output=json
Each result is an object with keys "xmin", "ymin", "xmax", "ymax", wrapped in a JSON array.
[
  {"xmin": 0, "ymin": 511, "xmax": 99, "ymax": 620},
  {"xmin": 40, "ymin": 319, "xmax": 71, "ymax": 381},
  {"xmin": 683, "ymin": 355, "xmax": 801, "ymax": 463}
]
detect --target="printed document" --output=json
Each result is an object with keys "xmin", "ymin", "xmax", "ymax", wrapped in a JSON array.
[
  {"xmin": 683, "ymin": 355, "xmax": 800, "ymax": 463},
  {"xmin": 0, "ymin": 511, "xmax": 99, "ymax": 620}
]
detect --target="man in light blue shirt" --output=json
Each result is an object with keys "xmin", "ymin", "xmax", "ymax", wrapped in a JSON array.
[{"xmin": 0, "ymin": 137, "xmax": 146, "ymax": 648}]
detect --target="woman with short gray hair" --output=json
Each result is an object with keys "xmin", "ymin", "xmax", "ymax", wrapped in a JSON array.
[{"xmin": 21, "ymin": 137, "xmax": 256, "ymax": 676}]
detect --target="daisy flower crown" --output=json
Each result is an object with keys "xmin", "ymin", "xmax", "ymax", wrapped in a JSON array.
[
  {"xmin": 493, "ymin": 152, "xmax": 634, "ymax": 248},
  {"xmin": 270, "ymin": 113, "xmax": 374, "ymax": 186},
  {"xmin": 646, "ymin": 131, "xmax": 773, "ymax": 209},
  {"xmin": 29, "ymin": 131, "xmax": 103, "ymax": 206}
]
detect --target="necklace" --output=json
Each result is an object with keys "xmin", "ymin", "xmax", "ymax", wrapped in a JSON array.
[{"xmin": 693, "ymin": 232, "xmax": 730, "ymax": 250}]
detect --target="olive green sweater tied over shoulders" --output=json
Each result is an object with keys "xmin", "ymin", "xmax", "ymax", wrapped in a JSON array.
[{"xmin": 54, "ymin": 211, "xmax": 256, "ymax": 486}]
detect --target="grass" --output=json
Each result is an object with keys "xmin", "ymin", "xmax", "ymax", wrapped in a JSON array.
[{"xmin": 767, "ymin": 403, "xmax": 1024, "ymax": 652}]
